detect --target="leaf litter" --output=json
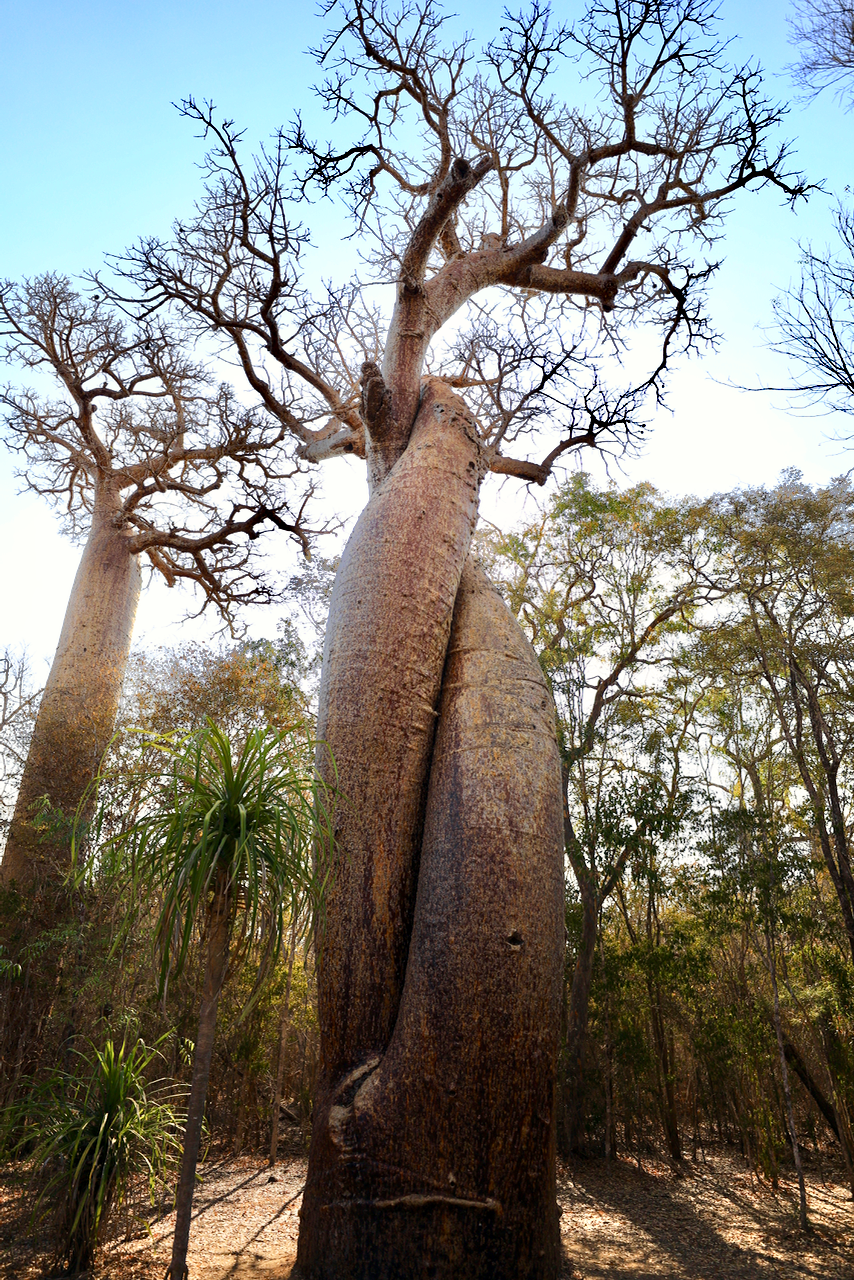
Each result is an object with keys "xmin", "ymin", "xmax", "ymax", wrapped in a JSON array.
[{"xmin": 2, "ymin": 1147, "xmax": 852, "ymax": 1278}]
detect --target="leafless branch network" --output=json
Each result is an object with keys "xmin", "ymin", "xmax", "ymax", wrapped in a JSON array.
[
  {"xmin": 102, "ymin": 0, "xmax": 810, "ymax": 489},
  {"xmin": 0, "ymin": 276, "xmax": 326, "ymax": 628}
]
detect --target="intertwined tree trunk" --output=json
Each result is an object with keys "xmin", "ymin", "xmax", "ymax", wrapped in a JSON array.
[
  {"xmin": 297, "ymin": 383, "xmax": 565, "ymax": 1278},
  {"xmin": 1, "ymin": 487, "xmax": 140, "ymax": 889}
]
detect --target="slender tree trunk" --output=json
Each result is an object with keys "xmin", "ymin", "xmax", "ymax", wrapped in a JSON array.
[
  {"xmin": 298, "ymin": 558, "xmax": 565, "ymax": 1278},
  {"xmin": 782, "ymin": 1037, "xmax": 840, "ymax": 1141},
  {"xmin": 269, "ymin": 922, "xmax": 297, "ymax": 1166},
  {"xmin": 813, "ymin": 1017, "xmax": 854, "ymax": 1198},
  {"xmin": 767, "ymin": 930, "xmax": 809, "ymax": 1231},
  {"xmin": 1, "ymin": 490, "xmax": 141, "ymax": 889},
  {"xmin": 167, "ymin": 888, "xmax": 231, "ymax": 1280},
  {"xmin": 648, "ymin": 981, "xmax": 682, "ymax": 1164},
  {"xmin": 600, "ymin": 933, "xmax": 615, "ymax": 1163},
  {"xmin": 562, "ymin": 886, "xmax": 598, "ymax": 1153}
]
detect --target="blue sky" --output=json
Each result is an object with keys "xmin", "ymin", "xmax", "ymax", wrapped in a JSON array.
[{"xmin": 1, "ymin": 0, "xmax": 852, "ymax": 669}]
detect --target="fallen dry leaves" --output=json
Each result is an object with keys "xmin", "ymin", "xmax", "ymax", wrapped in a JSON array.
[{"xmin": 2, "ymin": 1145, "xmax": 852, "ymax": 1278}]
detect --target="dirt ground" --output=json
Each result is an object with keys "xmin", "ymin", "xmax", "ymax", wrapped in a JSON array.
[{"xmin": 2, "ymin": 1146, "xmax": 853, "ymax": 1279}]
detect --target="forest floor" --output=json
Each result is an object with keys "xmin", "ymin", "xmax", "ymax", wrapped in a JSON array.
[{"xmin": 2, "ymin": 1142, "xmax": 853, "ymax": 1279}]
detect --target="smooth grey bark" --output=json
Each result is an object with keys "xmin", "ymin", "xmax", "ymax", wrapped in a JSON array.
[{"xmin": 1, "ymin": 488, "xmax": 141, "ymax": 889}]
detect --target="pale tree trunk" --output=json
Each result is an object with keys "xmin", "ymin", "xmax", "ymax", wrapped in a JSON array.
[
  {"xmin": 310, "ymin": 381, "xmax": 483, "ymax": 1082},
  {"xmin": 1, "ymin": 490, "xmax": 141, "ymax": 889},
  {"xmin": 298, "ymin": 382, "xmax": 565, "ymax": 1280}
]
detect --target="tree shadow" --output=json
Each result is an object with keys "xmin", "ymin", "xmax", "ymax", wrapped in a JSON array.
[{"xmin": 558, "ymin": 1155, "xmax": 850, "ymax": 1280}]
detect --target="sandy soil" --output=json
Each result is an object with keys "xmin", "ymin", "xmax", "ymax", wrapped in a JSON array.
[
  {"xmin": 560, "ymin": 1151, "xmax": 854, "ymax": 1279},
  {"xmin": 2, "ymin": 1146, "xmax": 852, "ymax": 1278}
]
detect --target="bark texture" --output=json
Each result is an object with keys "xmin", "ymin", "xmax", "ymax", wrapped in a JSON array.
[
  {"xmin": 313, "ymin": 380, "xmax": 484, "ymax": 1082},
  {"xmin": 299, "ymin": 559, "xmax": 565, "ymax": 1279},
  {"xmin": 1, "ymin": 493, "xmax": 141, "ymax": 888}
]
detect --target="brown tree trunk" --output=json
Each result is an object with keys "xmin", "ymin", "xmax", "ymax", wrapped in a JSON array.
[
  {"xmin": 269, "ymin": 923, "xmax": 297, "ymax": 1166},
  {"xmin": 167, "ymin": 885, "xmax": 231, "ymax": 1280},
  {"xmin": 1, "ymin": 490, "xmax": 141, "ymax": 889},
  {"xmin": 561, "ymin": 886, "xmax": 598, "ymax": 1153},
  {"xmin": 298, "ymin": 559, "xmax": 565, "ymax": 1278},
  {"xmin": 767, "ymin": 931, "xmax": 808, "ymax": 1231},
  {"xmin": 311, "ymin": 381, "xmax": 483, "ymax": 1086},
  {"xmin": 648, "ymin": 978, "xmax": 682, "ymax": 1164}
]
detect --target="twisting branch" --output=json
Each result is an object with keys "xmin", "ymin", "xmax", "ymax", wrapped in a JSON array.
[
  {"xmin": 0, "ymin": 276, "xmax": 324, "ymax": 628},
  {"xmin": 102, "ymin": 0, "xmax": 810, "ymax": 492}
]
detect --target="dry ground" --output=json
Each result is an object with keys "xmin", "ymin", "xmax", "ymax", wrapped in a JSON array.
[{"xmin": 2, "ymin": 1146, "xmax": 853, "ymax": 1278}]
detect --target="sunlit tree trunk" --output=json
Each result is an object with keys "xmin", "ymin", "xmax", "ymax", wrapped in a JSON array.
[
  {"xmin": 309, "ymin": 383, "xmax": 483, "ymax": 1080},
  {"xmin": 297, "ymin": 389, "xmax": 565, "ymax": 1278},
  {"xmin": 1, "ymin": 487, "xmax": 141, "ymax": 889}
]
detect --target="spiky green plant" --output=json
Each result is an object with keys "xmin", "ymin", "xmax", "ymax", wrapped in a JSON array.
[
  {"xmin": 104, "ymin": 720, "xmax": 334, "ymax": 1280},
  {"xmin": 18, "ymin": 1035, "xmax": 183, "ymax": 1274}
]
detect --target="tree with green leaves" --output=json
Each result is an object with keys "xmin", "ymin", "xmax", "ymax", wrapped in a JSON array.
[
  {"xmin": 708, "ymin": 474, "xmax": 854, "ymax": 968},
  {"xmin": 97, "ymin": 721, "xmax": 332, "ymax": 1280},
  {"xmin": 485, "ymin": 473, "xmax": 718, "ymax": 1152}
]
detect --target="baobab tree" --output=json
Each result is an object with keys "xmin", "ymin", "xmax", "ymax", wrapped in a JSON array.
[
  {"xmin": 789, "ymin": 0, "xmax": 854, "ymax": 107},
  {"xmin": 0, "ymin": 276, "xmax": 314, "ymax": 890},
  {"xmin": 110, "ymin": 0, "xmax": 808, "ymax": 1274}
]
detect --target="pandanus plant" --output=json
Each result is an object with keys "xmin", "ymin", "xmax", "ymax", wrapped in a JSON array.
[
  {"xmin": 13, "ymin": 1035, "xmax": 183, "ymax": 1276},
  {"xmin": 114, "ymin": 721, "xmax": 334, "ymax": 1280}
]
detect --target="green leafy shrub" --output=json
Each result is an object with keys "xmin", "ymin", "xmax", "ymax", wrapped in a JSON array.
[{"xmin": 15, "ymin": 1035, "xmax": 183, "ymax": 1274}]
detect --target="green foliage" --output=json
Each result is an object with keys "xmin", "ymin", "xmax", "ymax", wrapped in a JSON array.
[
  {"xmin": 0, "ymin": 945, "xmax": 21, "ymax": 980},
  {"xmin": 93, "ymin": 720, "xmax": 334, "ymax": 1016},
  {"xmin": 11, "ymin": 1036, "xmax": 183, "ymax": 1274}
]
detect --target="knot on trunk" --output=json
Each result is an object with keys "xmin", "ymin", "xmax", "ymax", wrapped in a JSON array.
[{"xmin": 360, "ymin": 361, "xmax": 397, "ymax": 444}]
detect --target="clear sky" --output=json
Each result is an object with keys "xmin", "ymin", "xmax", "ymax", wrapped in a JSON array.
[{"xmin": 1, "ymin": 0, "xmax": 852, "ymax": 676}]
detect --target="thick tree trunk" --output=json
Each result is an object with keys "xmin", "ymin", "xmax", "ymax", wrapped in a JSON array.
[
  {"xmin": 168, "ymin": 887, "xmax": 231, "ymax": 1280},
  {"xmin": 298, "ymin": 559, "xmax": 565, "ymax": 1279},
  {"xmin": 312, "ymin": 381, "xmax": 483, "ymax": 1084},
  {"xmin": 1, "ymin": 492, "xmax": 141, "ymax": 888}
]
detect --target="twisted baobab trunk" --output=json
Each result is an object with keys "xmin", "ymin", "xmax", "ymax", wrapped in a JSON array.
[
  {"xmin": 1, "ymin": 489, "xmax": 141, "ymax": 888},
  {"xmin": 311, "ymin": 381, "xmax": 483, "ymax": 1079},
  {"xmin": 298, "ymin": 385, "xmax": 565, "ymax": 1278}
]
